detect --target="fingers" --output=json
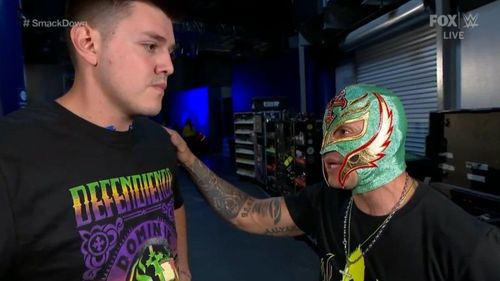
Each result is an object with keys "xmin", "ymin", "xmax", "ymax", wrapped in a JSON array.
[
  {"xmin": 164, "ymin": 127, "xmax": 176, "ymax": 136},
  {"xmin": 162, "ymin": 126, "xmax": 179, "ymax": 137},
  {"xmin": 162, "ymin": 126, "xmax": 194, "ymax": 166},
  {"xmin": 163, "ymin": 126, "xmax": 183, "ymax": 147}
]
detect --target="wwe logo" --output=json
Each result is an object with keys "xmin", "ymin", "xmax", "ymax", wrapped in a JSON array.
[{"xmin": 462, "ymin": 13, "xmax": 479, "ymax": 28}]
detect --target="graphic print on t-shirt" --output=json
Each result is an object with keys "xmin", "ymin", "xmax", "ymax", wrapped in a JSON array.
[
  {"xmin": 321, "ymin": 253, "xmax": 338, "ymax": 281},
  {"xmin": 69, "ymin": 168, "xmax": 178, "ymax": 281}
]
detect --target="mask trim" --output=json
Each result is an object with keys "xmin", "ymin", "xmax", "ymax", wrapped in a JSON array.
[
  {"xmin": 322, "ymin": 112, "xmax": 369, "ymax": 148},
  {"xmin": 338, "ymin": 93, "xmax": 394, "ymax": 187},
  {"xmin": 324, "ymin": 90, "xmax": 348, "ymax": 130},
  {"xmin": 340, "ymin": 102, "xmax": 370, "ymax": 118}
]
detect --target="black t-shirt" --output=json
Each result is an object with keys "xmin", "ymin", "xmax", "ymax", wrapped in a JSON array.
[
  {"xmin": 0, "ymin": 102, "xmax": 183, "ymax": 280},
  {"xmin": 285, "ymin": 182, "xmax": 500, "ymax": 281}
]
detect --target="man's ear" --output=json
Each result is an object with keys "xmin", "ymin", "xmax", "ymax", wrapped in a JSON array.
[{"xmin": 70, "ymin": 24, "xmax": 100, "ymax": 66}]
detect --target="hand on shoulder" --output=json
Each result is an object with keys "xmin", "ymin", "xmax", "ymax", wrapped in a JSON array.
[{"xmin": 163, "ymin": 127, "xmax": 196, "ymax": 166}]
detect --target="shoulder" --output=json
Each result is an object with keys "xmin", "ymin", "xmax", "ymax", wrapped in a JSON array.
[
  {"xmin": 416, "ymin": 182, "xmax": 497, "ymax": 241},
  {"xmin": 0, "ymin": 103, "xmax": 57, "ymax": 148},
  {"xmin": 416, "ymin": 183, "xmax": 474, "ymax": 216},
  {"xmin": 284, "ymin": 183, "xmax": 349, "ymax": 234},
  {"xmin": 133, "ymin": 117, "xmax": 170, "ymax": 141},
  {"xmin": 132, "ymin": 117, "xmax": 175, "ymax": 155},
  {"xmin": 414, "ymin": 183, "xmax": 468, "ymax": 219},
  {"xmin": 285, "ymin": 182, "xmax": 349, "ymax": 210},
  {"xmin": 0, "ymin": 104, "xmax": 46, "ymax": 128},
  {"xmin": 285, "ymin": 183, "xmax": 323, "ymax": 202},
  {"xmin": 463, "ymin": 225, "xmax": 500, "ymax": 280}
]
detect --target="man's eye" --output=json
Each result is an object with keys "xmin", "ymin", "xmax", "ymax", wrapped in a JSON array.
[
  {"xmin": 335, "ymin": 128, "xmax": 351, "ymax": 137},
  {"xmin": 144, "ymin": 44, "xmax": 157, "ymax": 52},
  {"xmin": 340, "ymin": 128, "xmax": 349, "ymax": 135}
]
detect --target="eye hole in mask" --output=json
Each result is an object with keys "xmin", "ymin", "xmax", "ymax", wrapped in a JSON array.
[
  {"xmin": 325, "ymin": 116, "xmax": 368, "ymax": 148},
  {"xmin": 349, "ymin": 154, "xmax": 360, "ymax": 164}
]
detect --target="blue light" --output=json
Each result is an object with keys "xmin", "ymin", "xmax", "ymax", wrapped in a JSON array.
[
  {"xmin": 168, "ymin": 86, "xmax": 209, "ymax": 137},
  {"xmin": 232, "ymin": 70, "xmax": 255, "ymax": 112},
  {"xmin": 232, "ymin": 54, "xmax": 300, "ymax": 113}
]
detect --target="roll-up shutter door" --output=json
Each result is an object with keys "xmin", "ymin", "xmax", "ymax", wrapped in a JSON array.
[{"xmin": 355, "ymin": 24, "xmax": 437, "ymax": 156}]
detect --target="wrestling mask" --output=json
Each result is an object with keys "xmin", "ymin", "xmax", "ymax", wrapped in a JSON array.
[{"xmin": 320, "ymin": 84, "xmax": 407, "ymax": 194}]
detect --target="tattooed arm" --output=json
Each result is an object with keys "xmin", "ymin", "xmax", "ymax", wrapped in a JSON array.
[{"xmin": 165, "ymin": 128, "xmax": 303, "ymax": 236}]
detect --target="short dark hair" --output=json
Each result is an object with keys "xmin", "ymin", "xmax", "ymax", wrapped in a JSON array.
[{"xmin": 64, "ymin": 0, "xmax": 181, "ymax": 65}]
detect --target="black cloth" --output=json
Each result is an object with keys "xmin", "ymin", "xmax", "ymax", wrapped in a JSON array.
[
  {"xmin": 285, "ymin": 182, "xmax": 500, "ymax": 281},
  {"xmin": 0, "ymin": 102, "xmax": 183, "ymax": 280}
]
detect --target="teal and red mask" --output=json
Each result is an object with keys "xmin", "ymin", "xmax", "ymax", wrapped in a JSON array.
[{"xmin": 320, "ymin": 84, "xmax": 407, "ymax": 194}]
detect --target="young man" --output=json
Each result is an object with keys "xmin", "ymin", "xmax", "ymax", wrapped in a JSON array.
[
  {"xmin": 0, "ymin": 1, "xmax": 191, "ymax": 280},
  {"xmin": 167, "ymin": 84, "xmax": 500, "ymax": 281}
]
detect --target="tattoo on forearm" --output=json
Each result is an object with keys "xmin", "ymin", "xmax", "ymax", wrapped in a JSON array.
[
  {"xmin": 264, "ymin": 226, "xmax": 299, "ymax": 235},
  {"xmin": 187, "ymin": 159, "xmax": 249, "ymax": 220},
  {"xmin": 240, "ymin": 198, "xmax": 254, "ymax": 218},
  {"xmin": 250, "ymin": 198, "xmax": 282, "ymax": 225}
]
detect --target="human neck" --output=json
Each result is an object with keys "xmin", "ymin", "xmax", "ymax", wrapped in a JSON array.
[
  {"xmin": 352, "ymin": 172, "xmax": 415, "ymax": 216},
  {"xmin": 57, "ymin": 76, "xmax": 133, "ymax": 132}
]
